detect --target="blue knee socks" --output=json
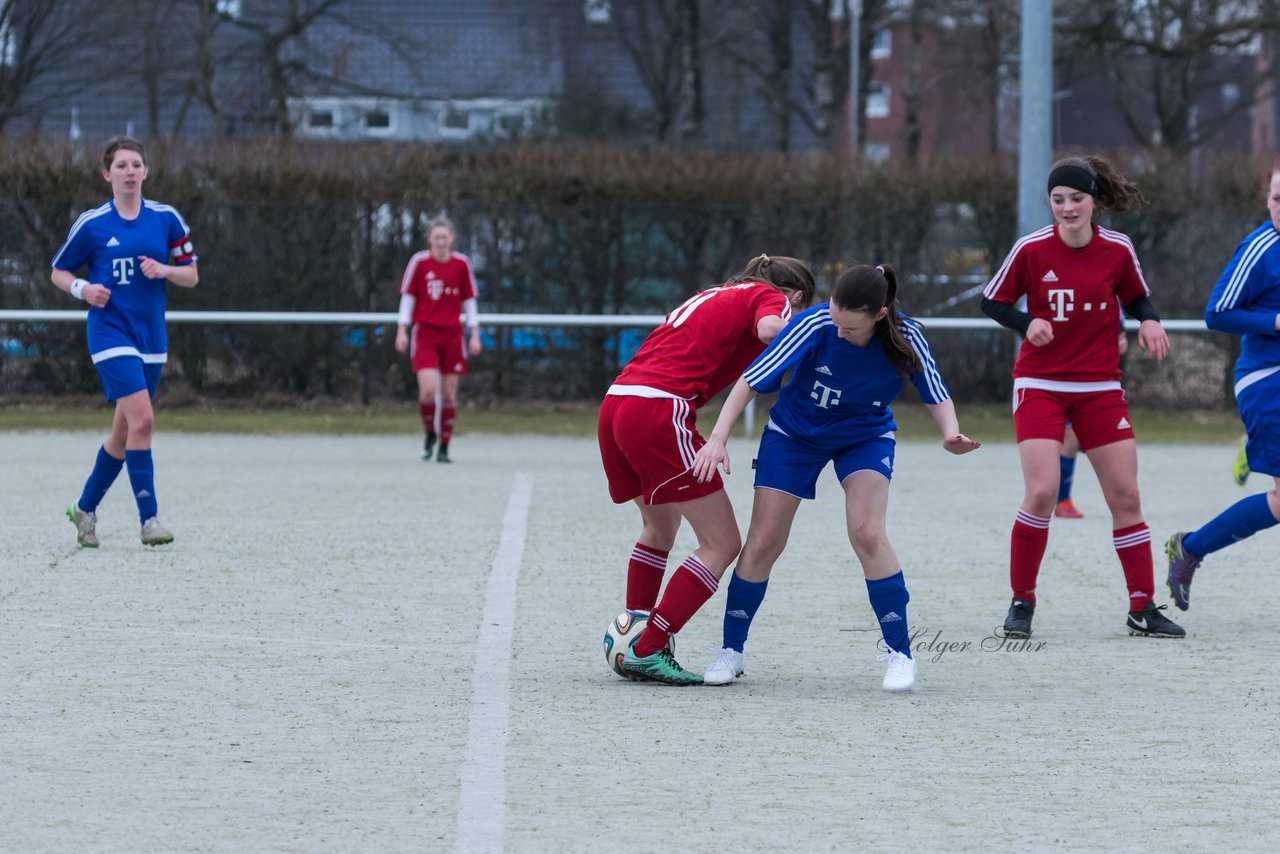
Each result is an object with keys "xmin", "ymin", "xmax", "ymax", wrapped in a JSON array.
[
  {"xmin": 1184, "ymin": 493, "xmax": 1279, "ymax": 558},
  {"xmin": 125, "ymin": 449, "xmax": 158, "ymax": 524},
  {"xmin": 722, "ymin": 572, "xmax": 768, "ymax": 653},
  {"xmin": 78, "ymin": 446, "xmax": 125, "ymax": 513},
  {"xmin": 1058, "ymin": 455, "xmax": 1076, "ymax": 502},
  {"xmin": 867, "ymin": 571, "xmax": 912, "ymax": 657}
]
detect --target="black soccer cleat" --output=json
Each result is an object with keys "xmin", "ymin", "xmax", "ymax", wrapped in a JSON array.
[
  {"xmin": 1127, "ymin": 601, "xmax": 1185, "ymax": 638},
  {"xmin": 436, "ymin": 443, "xmax": 451, "ymax": 464},
  {"xmin": 1002, "ymin": 599, "xmax": 1035, "ymax": 639},
  {"xmin": 421, "ymin": 431, "xmax": 437, "ymax": 461}
]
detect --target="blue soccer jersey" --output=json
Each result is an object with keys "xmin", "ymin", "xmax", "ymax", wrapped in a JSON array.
[
  {"xmin": 743, "ymin": 303, "xmax": 950, "ymax": 450},
  {"xmin": 51, "ymin": 199, "xmax": 196, "ymax": 365},
  {"xmin": 1205, "ymin": 221, "xmax": 1280, "ymax": 384}
]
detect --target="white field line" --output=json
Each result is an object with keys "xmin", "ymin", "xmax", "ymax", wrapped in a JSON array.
[{"xmin": 454, "ymin": 472, "xmax": 533, "ymax": 854}]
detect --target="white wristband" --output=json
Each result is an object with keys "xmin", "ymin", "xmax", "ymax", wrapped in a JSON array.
[{"xmin": 69, "ymin": 278, "xmax": 88, "ymax": 300}]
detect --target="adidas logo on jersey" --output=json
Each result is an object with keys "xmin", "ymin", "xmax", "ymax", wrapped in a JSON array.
[
  {"xmin": 816, "ymin": 365, "xmax": 833, "ymax": 375},
  {"xmin": 1042, "ymin": 269, "xmax": 1058, "ymax": 282},
  {"xmin": 107, "ymin": 236, "xmax": 120, "ymax": 247},
  {"xmin": 880, "ymin": 611, "xmax": 903, "ymax": 623},
  {"xmin": 1117, "ymin": 417, "xmax": 1131, "ymax": 429}
]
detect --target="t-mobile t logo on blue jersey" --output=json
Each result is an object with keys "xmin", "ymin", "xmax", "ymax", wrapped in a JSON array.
[
  {"xmin": 111, "ymin": 257, "xmax": 135, "ymax": 285},
  {"xmin": 810, "ymin": 380, "xmax": 841, "ymax": 409}
]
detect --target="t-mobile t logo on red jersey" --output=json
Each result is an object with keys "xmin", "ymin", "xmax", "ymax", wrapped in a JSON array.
[{"xmin": 1047, "ymin": 288, "xmax": 1074, "ymax": 321}]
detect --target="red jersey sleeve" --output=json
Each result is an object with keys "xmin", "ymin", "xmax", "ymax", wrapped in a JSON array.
[
  {"xmin": 399, "ymin": 252, "xmax": 428, "ymax": 298},
  {"xmin": 1100, "ymin": 228, "xmax": 1150, "ymax": 305},
  {"xmin": 453, "ymin": 252, "xmax": 478, "ymax": 300},
  {"xmin": 749, "ymin": 284, "xmax": 791, "ymax": 331},
  {"xmin": 984, "ymin": 227, "xmax": 1053, "ymax": 304}
]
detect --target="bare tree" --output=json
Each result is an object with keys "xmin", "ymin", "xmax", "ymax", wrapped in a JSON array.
[
  {"xmin": 606, "ymin": 0, "xmax": 705, "ymax": 144},
  {"xmin": 0, "ymin": 0, "xmax": 118, "ymax": 133},
  {"xmin": 210, "ymin": 0, "xmax": 424, "ymax": 135},
  {"xmin": 1059, "ymin": 0, "xmax": 1280, "ymax": 151}
]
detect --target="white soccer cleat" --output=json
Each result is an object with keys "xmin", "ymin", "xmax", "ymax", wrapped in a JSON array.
[
  {"xmin": 703, "ymin": 647, "xmax": 745, "ymax": 685},
  {"xmin": 140, "ymin": 516, "xmax": 174, "ymax": 546},
  {"xmin": 67, "ymin": 502, "xmax": 98, "ymax": 548},
  {"xmin": 879, "ymin": 650, "xmax": 916, "ymax": 692}
]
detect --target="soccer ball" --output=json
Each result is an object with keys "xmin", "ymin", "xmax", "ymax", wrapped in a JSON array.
[{"xmin": 603, "ymin": 609, "xmax": 649, "ymax": 678}]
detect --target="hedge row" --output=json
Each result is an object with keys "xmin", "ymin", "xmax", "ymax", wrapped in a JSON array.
[{"xmin": 0, "ymin": 139, "xmax": 1263, "ymax": 405}]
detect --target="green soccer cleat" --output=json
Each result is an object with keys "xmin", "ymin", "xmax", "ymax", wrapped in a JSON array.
[
  {"xmin": 621, "ymin": 646, "xmax": 703, "ymax": 686},
  {"xmin": 1232, "ymin": 435, "xmax": 1250, "ymax": 487}
]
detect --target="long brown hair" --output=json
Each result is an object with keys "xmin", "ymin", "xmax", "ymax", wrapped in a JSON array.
[
  {"xmin": 731, "ymin": 254, "xmax": 816, "ymax": 309},
  {"xmin": 831, "ymin": 264, "xmax": 921, "ymax": 376},
  {"xmin": 1051, "ymin": 155, "xmax": 1147, "ymax": 213}
]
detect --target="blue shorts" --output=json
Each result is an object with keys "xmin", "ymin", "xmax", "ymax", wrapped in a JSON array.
[
  {"xmin": 1238, "ymin": 371, "xmax": 1280, "ymax": 477},
  {"xmin": 96, "ymin": 357, "xmax": 162, "ymax": 402},
  {"xmin": 753, "ymin": 427, "xmax": 895, "ymax": 500}
]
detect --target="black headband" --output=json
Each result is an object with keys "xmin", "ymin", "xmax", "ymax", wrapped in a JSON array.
[{"xmin": 1047, "ymin": 164, "xmax": 1097, "ymax": 197}]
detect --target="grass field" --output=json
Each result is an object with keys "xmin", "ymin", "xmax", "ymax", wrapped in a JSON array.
[
  {"xmin": 0, "ymin": 397, "xmax": 1248, "ymax": 443},
  {"xmin": 2, "ymin": 422, "xmax": 1277, "ymax": 852}
]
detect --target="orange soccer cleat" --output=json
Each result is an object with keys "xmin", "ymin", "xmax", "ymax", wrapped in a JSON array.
[{"xmin": 1054, "ymin": 498, "xmax": 1084, "ymax": 519}]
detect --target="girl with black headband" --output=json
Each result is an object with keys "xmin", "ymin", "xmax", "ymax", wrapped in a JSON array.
[{"xmin": 980, "ymin": 154, "xmax": 1184, "ymax": 641}]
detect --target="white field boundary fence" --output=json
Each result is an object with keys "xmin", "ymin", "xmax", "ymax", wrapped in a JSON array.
[
  {"xmin": 0, "ymin": 311, "xmax": 1213, "ymax": 433},
  {"xmin": 0, "ymin": 310, "xmax": 1210, "ymax": 331}
]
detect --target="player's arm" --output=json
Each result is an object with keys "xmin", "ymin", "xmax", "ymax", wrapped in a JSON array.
[
  {"xmin": 51, "ymin": 267, "xmax": 110, "ymax": 308},
  {"xmin": 691, "ymin": 376, "xmax": 757, "ymax": 482},
  {"xmin": 756, "ymin": 314, "xmax": 789, "ymax": 343},
  {"xmin": 139, "ymin": 257, "xmax": 198, "ymax": 287},
  {"xmin": 463, "ymin": 297, "xmax": 481, "ymax": 356},
  {"xmin": 1120, "ymin": 295, "xmax": 1169, "ymax": 361},
  {"xmin": 923, "ymin": 398, "xmax": 980, "ymax": 455},
  {"xmin": 395, "ymin": 293, "xmax": 416, "ymax": 354}
]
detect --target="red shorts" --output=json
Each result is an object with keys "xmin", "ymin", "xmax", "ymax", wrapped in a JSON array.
[
  {"xmin": 597, "ymin": 394, "xmax": 724, "ymax": 505},
  {"xmin": 1013, "ymin": 387, "xmax": 1135, "ymax": 450},
  {"xmin": 411, "ymin": 326, "xmax": 467, "ymax": 374}
]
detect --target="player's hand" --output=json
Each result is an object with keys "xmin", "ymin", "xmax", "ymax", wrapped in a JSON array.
[
  {"xmin": 943, "ymin": 434, "xmax": 980, "ymax": 455},
  {"xmin": 138, "ymin": 256, "xmax": 171, "ymax": 279},
  {"xmin": 1025, "ymin": 318, "xmax": 1054, "ymax": 347},
  {"xmin": 1137, "ymin": 319, "xmax": 1169, "ymax": 362},
  {"xmin": 394, "ymin": 328, "xmax": 409, "ymax": 354},
  {"xmin": 1118, "ymin": 330, "xmax": 1129, "ymax": 355},
  {"xmin": 692, "ymin": 437, "xmax": 729, "ymax": 482},
  {"xmin": 468, "ymin": 334, "xmax": 482, "ymax": 357},
  {"xmin": 84, "ymin": 283, "xmax": 111, "ymax": 308}
]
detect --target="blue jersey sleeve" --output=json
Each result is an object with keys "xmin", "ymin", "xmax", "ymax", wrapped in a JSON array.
[
  {"xmin": 50, "ymin": 210, "xmax": 97, "ymax": 273},
  {"xmin": 1205, "ymin": 225, "xmax": 1280, "ymax": 335},
  {"xmin": 901, "ymin": 318, "xmax": 950, "ymax": 404},
  {"xmin": 742, "ymin": 306, "xmax": 827, "ymax": 394}
]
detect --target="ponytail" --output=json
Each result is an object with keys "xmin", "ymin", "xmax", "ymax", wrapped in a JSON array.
[{"xmin": 831, "ymin": 264, "xmax": 921, "ymax": 376}]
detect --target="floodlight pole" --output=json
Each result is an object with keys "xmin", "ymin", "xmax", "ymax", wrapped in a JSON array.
[
  {"xmin": 1017, "ymin": 0, "xmax": 1054, "ymax": 236},
  {"xmin": 848, "ymin": 0, "xmax": 862, "ymax": 158}
]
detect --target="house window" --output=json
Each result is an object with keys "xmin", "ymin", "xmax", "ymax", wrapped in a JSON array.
[
  {"xmin": 497, "ymin": 113, "xmax": 525, "ymax": 137},
  {"xmin": 443, "ymin": 105, "xmax": 470, "ymax": 130},
  {"xmin": 365, "ymin": 110, "xmax": 391, "ymax": 130},
  {"xmin": 870, "ymin": 29, "xmax": 891, "ymax": 59},
  {"xmin": 308, "ymin": 110, "xmax": 334, "ymax": 129},
  {"xmin": 585, "ymin": 0, "xmax": 610, "ymax": 24},
  {"xmin": 865, "ymin": 82, "xmax": 890, "ymax": 118},
  {"xmin": 863, "ymin": 142, "xmax": 891, "ymax": 163}
]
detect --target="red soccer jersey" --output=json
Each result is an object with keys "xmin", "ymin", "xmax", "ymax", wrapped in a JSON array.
[
  {"xmin": 613, "ymin": 282, "xmax": 792, "ymax": 408},
  {"xmin": 398, "ymin": 251, "xmax": 477, "ymax": 330},
  {"xmin": 984, "ymin": 224, "xmax": 1148, "ymax": 383}
]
